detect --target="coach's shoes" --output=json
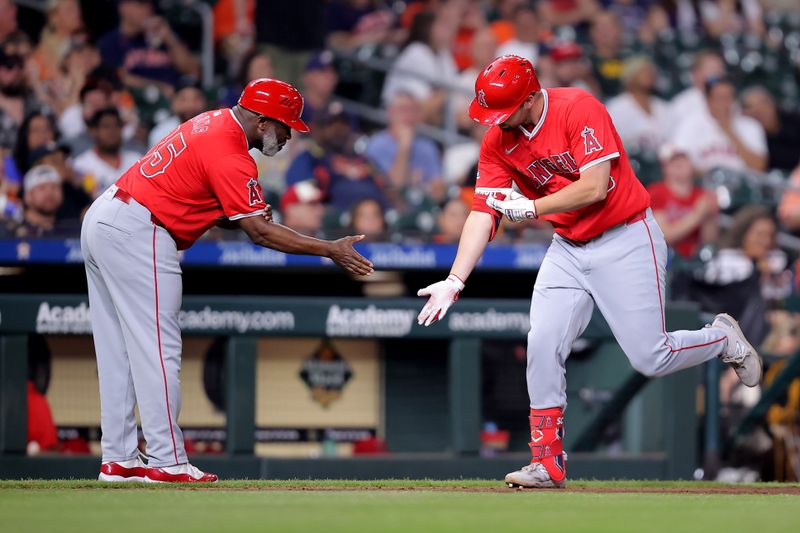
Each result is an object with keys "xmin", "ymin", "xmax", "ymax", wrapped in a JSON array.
[
  {"xmin": 505, "ymin": 461, "xmax": 566, "ymax": 489},
  {"xmin": 98, "ymin": 456, "xmax": 148, "ymax": 482},
  {"xmin": 712, "ymin": 313, "xmax": 762, "ymax": 387},
  {"xmin": 145, "ymin": 462, "xmax": 218, "ymax": 483}
]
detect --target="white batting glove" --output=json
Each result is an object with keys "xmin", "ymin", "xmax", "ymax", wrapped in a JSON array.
[
  {"xmin": 486, "ymin": 190, "xmax": 537, "ymax": 222},
  {"xmin": 416, "ymin": 274, "xmax": 465, "ymax": 326}
]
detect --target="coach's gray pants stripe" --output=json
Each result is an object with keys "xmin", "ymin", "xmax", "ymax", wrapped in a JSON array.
[
  {"xmin": 81, "ymin": 187, "xmax": 186, "ymax": 467},
  {"xmin": 527, "ymin": 210, "xmax": 727, "ymax": 410}
]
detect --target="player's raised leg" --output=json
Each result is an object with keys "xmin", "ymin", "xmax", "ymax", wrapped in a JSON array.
[
  {"xmin": 506, "ymin": 240, "xmax": 594, "ymax": 489},
  {"xmin": 81, "ymin": 202, "xmax": 145, "ymax": 482},
  {"xmin": 588, "ymin": 211, "xmax": 761, "ymax": 384}
]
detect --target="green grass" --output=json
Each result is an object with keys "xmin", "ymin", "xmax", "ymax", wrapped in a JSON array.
[{"xmin": 1, "ymin": 480, "xmax": 799, "ymax": 533}]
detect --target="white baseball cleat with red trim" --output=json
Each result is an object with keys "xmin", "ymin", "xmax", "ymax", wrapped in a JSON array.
[
  {"xmin": 712, "ymin": 313, "xmax": 762, "ymax": 387},
  {"xmin": 98, "ymin": 456, "xmax": 148, "ymax": 482},
  {"xmin": 505, "ymin": 461, "xmax": 567, "ymax": 489},
  {"xmin": 145, "ymin": 463, "xmax": 218, "ymax": 483}
]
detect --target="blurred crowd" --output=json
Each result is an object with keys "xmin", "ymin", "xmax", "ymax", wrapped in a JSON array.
[{"xmin": 0, "ymin": 0, "xmax": 797, "ymax": 248}]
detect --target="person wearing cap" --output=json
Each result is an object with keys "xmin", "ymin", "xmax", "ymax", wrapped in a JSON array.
[
  {"xmin": 81, "ymin": 78, "xmax": 373, "ymax": 484},
  {"xmin": 11, "ymin": 164, "xmax": 64, "ymax": 238},
  {"xmin": 546, "ymin": 41, "xmax": 599, "ymax": 95},
  {"xmin": 28, "ymin": 141, "xmax": 90, "ymax": 221},
  {"xmin": 416, "ymin": 55, "xmax": 762, "ymax": 489},
  {"xmin": 300, "ymin": 50, "xmax": 348, "ymax": 129},
  {"xmin": 647, "ymin": 144, "xmax": 718, "ymax": 259},
  {"xmin": 282, "ymin": 100, "xmax": 388, "ymax": 224},
  {"xmin": 671, "ymin": 75, "xmax": 767, "ymax": 173}
]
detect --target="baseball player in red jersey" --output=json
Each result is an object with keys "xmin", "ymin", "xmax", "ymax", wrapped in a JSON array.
[
  {"xmin": 416, "ymin": 56, "xmax": 762, "ymax": 488},
  {"xmin": 81, "ymin": 78, "xmax": 373, "ymax": 483}
]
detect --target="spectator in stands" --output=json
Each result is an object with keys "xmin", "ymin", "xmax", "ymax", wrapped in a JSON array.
[
  {"xmin": 672, "ymin": 76, "xmax": 767, "ymax": 173},
  {"xmin": 30, "ymin": 0, "xmax": 85, "ymax": 84},
  {"xmin": 365, "ymin": 92, "xmax": 444, "ymax": 202},
  {"xmin": 496, "ymin": 3, "xmax": 543, "ymax": 63},
  {"xmin": 647, "ymin": 143, "xmax": 718, "ymax": 259},
  {"xmin": 324, "ymin": 0, "xmax": 400, "ymax": 52},
  {"xmin": 59, "ymin": 79, "xmax": 115, "ymax": 152},
  {"xmin": 220, "ymin": 49, "xmax": 275, "ymax": 108},
  {"xmin": 97, "ymin": 0, "xmax": 200, "ymax": 95},
  {"xmin": 349, "ymin": 197, "xmax": 387, "ymax": 241},
  {"xmin": 588, "ymin": 10, "xmax": 628, "ymax": 98},
  {"xmin": 8, "ymin": 165, "xmax": 64, "ymax": 238},
  {"xmin": 607, "ymin": 0, "xmax": 650, "ymax": 37},
  {"xmin": 451, "ymin": 0, "xmax": 488, "ymax": 72},
  {"xmin": 28, "ymin": 141, "xmax": 90, "ymax": 221},
  {"xmin": 0, "ymin": 154, "xmax": 20, "ymax": 223},
  {"xmin": 380, "ymin": 8, "xmax": 459, "ymax": 126},
  {"xmin": 636, "ymin": 3, "xmax": 670, "ymax": 46},
  {"xmin": 282, "ymin": 101, "xmax": 387, "ymax": 217},
  {"xmin": 0, "ymin": 49, "xmax": 47, "ymax": 153},
  {"xmin": 741, "ymin": 86, "xmax": 800, "ymax": 173},
  {"xmin": 11, "ymin": 111, "xmax": 58, "ymax": 181},
  {"xmin": 148, "ymin": 83, "xmax": 207, "ymax": 148},
  {"xmin": 776, "ymin": 165, "xmax": 800, "ymax": 234},
  {"xmin": 300, "ymin": 51, "xmax": 349, "ymax": 130},
  {"xmin": 606, "ymin": 56, "xmax": 669, "ymax": 154},
  {"xmin": 543, "ymin": 41, "xmax": 599, "ymax": 95},
  {"xmin": 0, "ymin": 0, "xmax": 21, "ymax": 44},
  {"xmin": 434, "ymin": 197, "xmax": 470, "ymax": 243},
  {"xmin": 538, "ymin": 0, "xmax": 601, "ymax": 29},
  {"xmin": 213, "ymin": 0, "xmax": 255, "ymax": 84},
  {"xmin": 44, "ymin": 40, "xmax": 101, "ymax": 122},
  {"xmin": 702, "ymin": 206, "xmax": 791, "ymax": 331},
  {"xmin": 454, "ymin": 27, "xmax": 497, "ymax": 131},
  {"xmin": 488, "ymin": 0, "xmax": 525, "ymax": 46},
  {"xmin": 668, "ymin": 50, "xmax": 725, "ymax": 132},
  {"xmin": 700, "ymin": 0, "xmax": 765, "ymax": 38},
  {"xmin": 72, "ymin": 108, "xmax": 142, "ymax": 197}
]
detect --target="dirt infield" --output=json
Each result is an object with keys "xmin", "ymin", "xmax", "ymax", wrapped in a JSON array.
[
  {"xmin": 4, "ymin": 480, "xmax": 800, "ymax": 494},
  {"xmin": 131, "ymin": 483, "xmax": 800, "ymax": 495}
]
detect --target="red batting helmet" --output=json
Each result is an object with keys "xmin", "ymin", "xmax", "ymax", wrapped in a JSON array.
[
  {"xmin": 468, "ymin": 55, "xmax": 541, "ymax": 126},
  {"xmin": 238, "ymin": 78, "xmax": 310, "ymax": 133}
]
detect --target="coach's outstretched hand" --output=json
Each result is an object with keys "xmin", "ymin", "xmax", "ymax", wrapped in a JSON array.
[
  {"xmin": 328, "ymin": 235, "xmax": 374, "ymax": 276},
  {"xmin": 417, "ymin": 274, "xmax": 465, "ymax": 326}
]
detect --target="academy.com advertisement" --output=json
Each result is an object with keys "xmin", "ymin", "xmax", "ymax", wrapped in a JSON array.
[
  {"xmin": 32, "ymin": 302, "xmax": 297, "ymax": 335},
  {"xmin": 2, "ymin": 297, "xmax": 529, "ymax": 338}
]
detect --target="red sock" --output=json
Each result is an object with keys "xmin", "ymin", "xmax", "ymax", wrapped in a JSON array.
[{"xmin": 529, "ymin": 407, "xmax": 566, "ymax": 482}]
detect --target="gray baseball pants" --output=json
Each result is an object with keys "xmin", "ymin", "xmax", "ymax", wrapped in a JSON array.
[
  {"xmin": 80, "ymin": 185, "xmax": 186, "ymax": 467},
  {"xmin": 527, "ymin": 209, "xmax": 728, "ymax": 409}
]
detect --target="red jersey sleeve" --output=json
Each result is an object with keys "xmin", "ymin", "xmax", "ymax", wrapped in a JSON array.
[
  {"xmin": 471, "ymin": 133, "xmax": 512, "ymax": 240},
  {"xmin": 566, "ymin": 95, "xmax": 621, "ymax": 173},
  {"xmin": 209, "ymin": 153, "xmax": 266, "ymax": 220}
]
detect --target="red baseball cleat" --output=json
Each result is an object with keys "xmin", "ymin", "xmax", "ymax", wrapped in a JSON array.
[
  {"xmin": 145, "ymin": 463, "xmax": 218, "ymax": 483},
  {"xmin": 98, "ymin": 457, "xmax": 148, "ymax": 482}
]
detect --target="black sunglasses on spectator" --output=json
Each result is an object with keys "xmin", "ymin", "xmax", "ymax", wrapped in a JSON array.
[{"xmin": 0, "ymin": 54, "xmax": 24, "ymax": 69}]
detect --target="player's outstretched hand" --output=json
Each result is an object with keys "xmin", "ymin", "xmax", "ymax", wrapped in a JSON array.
[
  {"xmin": 416, "ymin": 274, "xmax": 465, "ymax": 326},
  {"xmin": 328, "ymin": 235, "xmax": 374, "ymax": 276},
  {"xmin": 486, "ymin": 190, "xmax": 537, "ymax": 222}
]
